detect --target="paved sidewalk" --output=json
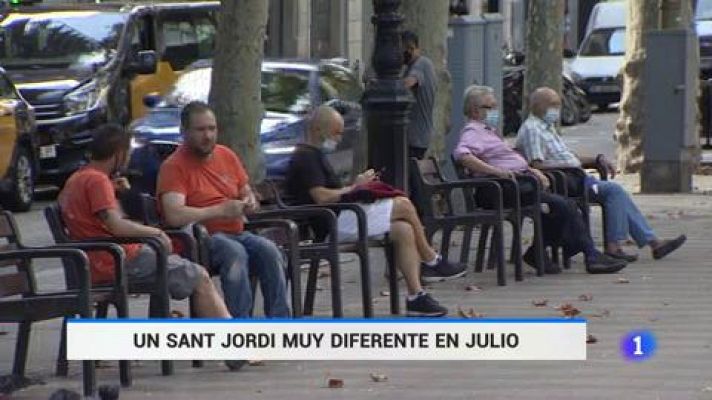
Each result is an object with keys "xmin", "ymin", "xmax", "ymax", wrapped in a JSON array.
[{"xmin": 3, "ymin": 112, "xmax": 712, "ymax": 399}]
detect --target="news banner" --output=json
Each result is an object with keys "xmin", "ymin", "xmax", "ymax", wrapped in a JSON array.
[{"xmin": 63, "ymin": 318, "xmax": 650, "ymax": 361}]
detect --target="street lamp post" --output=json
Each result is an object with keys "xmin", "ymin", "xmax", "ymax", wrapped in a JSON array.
[{"xmin": 363, "ymin": 0, "xmax": 414, "ymax": 191}]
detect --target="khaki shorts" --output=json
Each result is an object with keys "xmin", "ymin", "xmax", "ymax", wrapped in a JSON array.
[{"xmin": 125, "ymin": 245, "xmax": 203, "ymax": 300}]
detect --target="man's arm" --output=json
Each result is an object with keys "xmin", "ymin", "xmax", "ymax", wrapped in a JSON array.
[
  {"xmin": 160, "ymin": 192, "xmax": 244, "ymax": 228},
  {"xmin": 457, "ymin": 154, "xmax": 514, "ymax": 179},
  {"xmin": 529, "ymin": 159, "xmax": 580, "ymax": 170},
  {"xmin": 404, "ymin": 76, "xmax": 418, "ymax": 89},
  {"xmin": 308, "ymin": 169, "xmax": 378, "ymax": 204},
  {"xmin": 98, "ymin": 208, "xmax": 172, "ymax": 252}
]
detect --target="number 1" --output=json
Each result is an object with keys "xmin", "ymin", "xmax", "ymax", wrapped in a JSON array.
[{"xmin": 633, "ymin": 335, "xmax": 644, "ymax": 355}]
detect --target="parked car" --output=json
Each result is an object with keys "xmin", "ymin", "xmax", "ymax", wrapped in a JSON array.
[
  {"xmin": 127, "ymin": 59, "xmax": 363, "ymax": 195},
  {"xmin": 0, "ymin": 1, "xmax": 220, "ymax": 185},
  {"xmin": 0, "ymin": 67, "xmax": 36, "ymax": 211},
  {"xmin": 502, "ymin": 65, "xmax": 591, "ymax": 136}
]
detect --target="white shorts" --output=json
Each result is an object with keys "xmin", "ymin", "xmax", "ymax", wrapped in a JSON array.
[{"xmin": 336, "ymin": 199, "xmax": 394, "ymax": 242}]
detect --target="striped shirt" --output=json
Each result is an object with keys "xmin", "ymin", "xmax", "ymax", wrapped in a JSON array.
[{"xmin": 515, "ymin": 115, "xmax": 581, "ymax": 168}]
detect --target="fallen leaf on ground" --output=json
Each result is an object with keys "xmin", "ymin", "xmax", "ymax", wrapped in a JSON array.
[
  {"xmin": 370, "ymin": 373, "xmax": 388, "ymax": 382},
  {"xmin": 648, "ymin": 317, "xmax": 659, "ymax": 322},
  {"xmin": 591, "ymin": 309, "xmax": 611, "ymax": 318},
  {"xmin": 663, "ymin": 302, "xmax": 670, "ymax": 306},
  {"xmin": 556, "ymin": 303, "xmax": 581, "ymax": 317},
  {"xmin": 457, "ymin": 306, "xmax": 485, "ymax": 318},
  {"xmin": 380, "ymin": 290, "xmax": 390, "ymax": 297},
  {"xmin": 616, "ymin": 277, "xmax": 630, "ymax": 284},
  {"xmin": 327, "ymin": 378, "xmax": 344, "ymax": 389},
  {"xmin": 465, "ymin": 285, "xmax": 482, "ymax": 292},
  {"xmin": 578, "ymin": 294, "xmax": 593, "ymax": 302},
  {"xmin": 586, "ymin": 334, "xmax": 598, "ymax": 344},
  {"xmin": 248, "ymin": 360, "xmax": 264, "ymax": 366},
  {"xmin": 531, "ymin": 299, "xmax": 548, "ymax": 307},
  {"xmin": 646, "ymin": 214, "xmax": 657, "ymax": 220},
  {"xmin": 170, "ymin": 310, "xmax": 185, "ymax": 318}
]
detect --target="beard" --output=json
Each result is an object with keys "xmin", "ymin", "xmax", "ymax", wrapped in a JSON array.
[{"xmin": 188, "ymin": 139, "xmax": 216, "ymax": 158}]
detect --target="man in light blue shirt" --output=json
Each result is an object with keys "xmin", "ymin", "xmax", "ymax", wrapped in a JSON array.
[{"xmin": 516, "ymin": 87, "xmax": 686, "ymax": 262}]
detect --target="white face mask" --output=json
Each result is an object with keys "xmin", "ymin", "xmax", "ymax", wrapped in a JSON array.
[
  {"xmin": 321, "ymin": 138, "xmax": 339, "ymax": 153},
  {"xmin": 483, "ymin": 109, "xmax": 500, "ymax": 128},
  {"xmin": 543, "ymin": 107, "xmax": 561, "ymax": 125}
]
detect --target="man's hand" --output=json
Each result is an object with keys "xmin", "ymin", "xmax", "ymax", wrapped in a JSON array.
[
  {"xmin": 529, "ymin": 168, "xmax": 551, "ymax": 190},
  {"xmin": 354, "ymin": 169, "xmax": 377, "ymax": 185},
  {"xmin": 244, "ymin": 193, "xmax": 260, "ymax": 214},
  {"xmin": 220, "ymin": 199, "xmax": 246, "ymax": 219},
  {"xmin": 493, "ymin": 169, "xmax": 516, "ymax": 180},
  {"xmin": 156, "ymin": 231, "xmax": 173, "ymax": 254},
  {"xmin": 112, "ymin": 177, "xmax": 131, "ymax": 193},
  {"xmin": 598, "ymin": 155, "xmax": 617, "ymax": 179}
]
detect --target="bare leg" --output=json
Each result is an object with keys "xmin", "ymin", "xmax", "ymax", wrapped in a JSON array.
[
  {"xmin": 193, "ymin": 268, "xmax": 232, "ymax": 318},
  {"xmin": 389, "ymin": 196, "xmax": 437, "ymax": 262},
  {"xmin": 389, "ymin": 220, "xmax": 424, "ymax": 295}
]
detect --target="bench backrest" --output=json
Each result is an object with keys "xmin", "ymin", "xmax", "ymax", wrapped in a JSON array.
[{"xmin": 0, "ymin": 211, "xmax": 33, "ymax": 297}]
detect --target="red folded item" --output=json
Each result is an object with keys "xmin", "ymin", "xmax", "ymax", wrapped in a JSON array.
[{"xmin": 339, "ymin": 180, "xmax": 406, "ymax": 203}]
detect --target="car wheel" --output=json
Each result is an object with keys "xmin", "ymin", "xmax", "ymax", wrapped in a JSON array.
[
  {"xmin": 2, "ymin": 146, "xmax": 34, "ymax": 212},
  {"xmin": 578, "ymin": 96, "xmax": 592, "ymax": 123},
  {"xmin": 596, "ymin": 102, "xmax": 609, "ymax": 111}
]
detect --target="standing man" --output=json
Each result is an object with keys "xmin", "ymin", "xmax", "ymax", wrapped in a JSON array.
[
  {"xmin": 516, "ymin": 87, "xmax": 686, "ymax": 261},
  {"xmin": 402, "ymin": 30, "xmax": 437, "ymax": 161},
  {"xmin": 157, "ymin": 101, "xmax": 290, "ymax": 320}
]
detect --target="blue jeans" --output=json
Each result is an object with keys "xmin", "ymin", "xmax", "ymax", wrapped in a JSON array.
[
  {"xmin": 209, "ymin": 231, "xmax": 290, "ymax": 318},
  {"xmin": 594, "ymin": 181, "xmax": 656, "ymax": 247}
]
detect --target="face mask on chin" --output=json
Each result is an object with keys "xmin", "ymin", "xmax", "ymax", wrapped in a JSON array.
[{"xmin": 322, "ymin": 138, "xmax": 339, "ymax": 153}]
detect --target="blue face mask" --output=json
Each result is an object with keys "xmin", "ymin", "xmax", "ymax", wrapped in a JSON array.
[
  {"xmin": 543, "ymin": 107, "xmax": 561, "ymax": 125},
  {"xmin": 483, "ymin": 109, "xmax": 500, "ymax": 129}
]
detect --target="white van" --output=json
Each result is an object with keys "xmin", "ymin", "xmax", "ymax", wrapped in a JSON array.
[{"xmin": 567, "ymin": 1, "xmax": 626, "ymax": 110}]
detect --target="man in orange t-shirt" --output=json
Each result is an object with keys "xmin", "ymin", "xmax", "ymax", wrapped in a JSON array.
[
  {"xmin": 58, "ymin": 124, "xmax": 231, "ymax": 317},
  {"xmin": 157, "ymin": 101, "xmax": 289, "ymax": 318}
]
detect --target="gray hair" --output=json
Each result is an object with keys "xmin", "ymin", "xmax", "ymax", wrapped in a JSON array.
[{"xmin": 463, "ymin": 85, "xmax": 494, "ymax": 117}]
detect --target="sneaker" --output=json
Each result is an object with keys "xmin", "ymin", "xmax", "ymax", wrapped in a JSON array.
[
  {"xmin": 420, "ymin": 258, "xmax": 467, "ymax": 283},
  {"xmin": 225, "ymin": 360, "xmax": 247, "ymax": 371},
  {"xmin": 652, "ymin": 235, "xmax": 686, "ymax": 260},
  {"xmin": 585, "ymin": 252, "xmax": 627, "ymax": 274},
  {"xmin": 604, "ymin": 250, "xmax": 638, "ymax": 263},
  {"xmin": 406, "ymin": 293, "xmax": 448, "ymax": 317},
  {"xmin": 522, "ymin": 246, "xmax": 561, "ymax": 274}
]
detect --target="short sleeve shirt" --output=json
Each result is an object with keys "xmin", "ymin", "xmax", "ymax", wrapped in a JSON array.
[
  {"xmin": 405, "ymin": 55, "xmax": 436, "ymax": 149},
  {"xmin": 157, "ymin": 144, "xmax": 249, "ymax": 235},
  {"xmin": 58, "ymin": 166, "xmax": 142, "ymax": 284},
  {"xmin": 285, "ymin": 144, "xmax": 341, "ymax": 205},
  {"xmin": 453, "ymin": 120, "xmax": 529, "ymax": 174},
  {"xmin": 515, "ymin": 115, "xmax": 581, "ymax": 168}
]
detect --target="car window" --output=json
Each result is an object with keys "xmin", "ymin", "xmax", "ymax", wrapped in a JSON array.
[
  {"xmin": 194, "ymin": 13, "xmax": 216, "ymax": 59},
  {"xmin": 579, "ymin": 28, "xmax": 625, "ymax": 56},
  {"xmin": 0, "ymin": 11, "xmax": 126, "ymax": 71},
  {"xmin": 160, "ymin": 13, "xmax": 199, "ymax": 71},
  {"xmin": 262, "ymin": 69, "xmax": 311, "ymax": 114},
  {"xmin": 321, "ymin": 66, "xmax": 362, "ymax": 101},
  {"xmin": 698, "ymin": 0, "xmax": 712, "ymax": 20}
]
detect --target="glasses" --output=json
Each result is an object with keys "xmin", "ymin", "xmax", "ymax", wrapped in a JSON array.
[{"xmin": 479, "ymin": 105, "xmax": 496, "ymax": 110}]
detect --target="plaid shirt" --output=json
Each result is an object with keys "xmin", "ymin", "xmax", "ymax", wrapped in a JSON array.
[{"xmin": 515, "ymin": 115, "xmax": 581, "ymax": 168}]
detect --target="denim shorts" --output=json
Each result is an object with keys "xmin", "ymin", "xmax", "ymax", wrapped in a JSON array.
[{"xmin": 125, "ymin": 245, "xmax": 203, "ymax": 300}]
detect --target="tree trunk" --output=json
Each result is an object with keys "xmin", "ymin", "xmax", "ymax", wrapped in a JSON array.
[
  {"xmin": 400, "ymin": 0, "xmax": 451, "ymax": 158},
  {"xmin": 209, "ymin": 0, "xmax": 269, "ymax": 182},
  {"xmin": 614, "ymin": 1, "xmax": 661, "ymax": 173},
  {"xmin": 524, "ymin": 0, "xmax": 564, "ymax": 114}
]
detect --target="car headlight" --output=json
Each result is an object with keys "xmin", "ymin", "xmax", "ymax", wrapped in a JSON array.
[{"xmin": 63, "ymin": 80, "xmax": 104, "ymax": 116}]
